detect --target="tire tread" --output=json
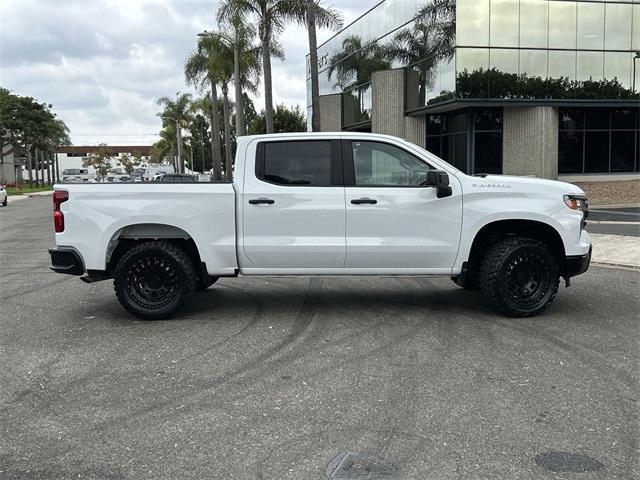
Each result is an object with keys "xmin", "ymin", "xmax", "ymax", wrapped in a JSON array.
[{"xmin": 479, "ymin": 236, "xmax": 559, "ymax": 317}]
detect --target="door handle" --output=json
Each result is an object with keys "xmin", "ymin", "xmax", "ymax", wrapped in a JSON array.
[
  {"xmin": 248, "ymin": 198, "xmax": 275, "ymax": 205},
  {"xmin": 351, "ymin": 198, "xmax": 377, "ymax": 205}
]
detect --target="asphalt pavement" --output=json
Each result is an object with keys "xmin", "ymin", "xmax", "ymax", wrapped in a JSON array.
[
  {"xmin": 587, "ymin": 207, "xmax": 640, "ymax": 237},
  {"xmin": 0, "ymin": 197, "xmax": 638, "ymax": 480}
]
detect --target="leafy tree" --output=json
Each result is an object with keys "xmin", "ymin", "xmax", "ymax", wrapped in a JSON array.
[
  {"xmin": 248, "ymin": 104, "xmax": 306, "ymax": 134},
  {"xmin": 0, "ymin": 88, "xmax": 68, "ymax": 185},
  {"xmin": 82, "ymin": 144, "xmax": 111, "ymax": 179},
  {"xmin": 119, "ymin": 153, "xmax": 142, "ymax": 175},
  {"xmin": 453, "ymin": 68, "xmax": 640, "ymax": 102},
  {"xmin": 189, "ymin": 113, "xmax": 213, "ymax": 173}
]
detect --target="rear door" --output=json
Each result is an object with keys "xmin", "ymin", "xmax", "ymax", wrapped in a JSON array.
[
  {"xmin": 241, "ymin": 139, "xmax": 346, "ymax": 271},
  {"xmin": 343, "ymin": 139, "xmax": 463, "ymax": 272}
]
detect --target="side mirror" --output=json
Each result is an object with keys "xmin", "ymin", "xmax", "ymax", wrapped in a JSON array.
[{"xmin": 424, "ymin": 170, "xmax": 453, "ymax": 198}]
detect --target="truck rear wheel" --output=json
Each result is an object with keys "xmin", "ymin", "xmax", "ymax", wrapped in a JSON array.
[
  {"xmin": 479, "ymin": 236, "xmax": 559, "ymax": 317},
  {"xmin": 114, "ymin": 241, "xmax": 196, "ymax": 320}
]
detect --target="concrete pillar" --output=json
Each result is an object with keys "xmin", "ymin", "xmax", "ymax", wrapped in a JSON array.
[
  {"xmin": 371, "ymin": 69, "xmax": 426, "ymax": 147},
  {"xmin": 502, "ymin": 106, "xmax": 559, "ymax": 179},
  {"xmin": 318, "ymin": 94, "xmax": 343, "ymax": 132}
]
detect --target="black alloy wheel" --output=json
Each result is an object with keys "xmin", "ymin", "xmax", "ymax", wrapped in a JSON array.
[{"xmin": 114, "ymin": 241, "xmax": 196, "ymax": 320}]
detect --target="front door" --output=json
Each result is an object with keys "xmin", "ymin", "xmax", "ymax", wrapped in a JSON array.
[
  {"xmin": 241, "ymin": 139, "xmax": 346, "ymax": 270},
  {"xmin": 344, "ymin": 140, "xmax": 463, "ymax": 272}
]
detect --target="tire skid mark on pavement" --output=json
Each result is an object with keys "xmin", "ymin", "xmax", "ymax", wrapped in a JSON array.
[
  {"xmin": 88, "ymin": 277, "xmax": 323, "ymax": 434},
  {"xmin": 162, "ymin": 282, "xmax": 266, "ymax": 365},
  {"xmin": 0, "ymin": 275, "xmax": 73, "ymax": 303},
  {"xmin": 370, "ymin": 278, "xmax": 471, "ymax": 463}
]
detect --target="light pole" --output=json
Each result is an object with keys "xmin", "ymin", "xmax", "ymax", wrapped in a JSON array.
[{"xmin": 633, "ymin": 51, "xmax": 640, "ymax": 94}]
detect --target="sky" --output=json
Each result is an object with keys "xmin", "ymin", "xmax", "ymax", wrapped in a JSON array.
[{"xmin": 0, "ymin": 0, "xmax": 380, "ymax": 146}]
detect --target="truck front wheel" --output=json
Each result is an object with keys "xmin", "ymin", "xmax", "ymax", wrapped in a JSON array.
[
  {"xmin": 114, "ymin": 241, "xmax": 196, "ymax": 320},
  {"xmin": 479, "ymin": 236, "xmax": 559, "ymax": 317}
]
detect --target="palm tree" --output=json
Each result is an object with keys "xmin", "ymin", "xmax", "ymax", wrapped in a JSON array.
[
  {"xmin": 218, "ymin": 0, "xmax": 303, "ymax": 134},
  {"xmin": 295, "ymin": 0, "xmax": 343, "ymax": 132},
  {"xmin": 156, "ymin": 93, "xmax": 192, "ymax": 173},
  {"xmin": 216, "ymin": 13, "xmax": 259, "ymax": 137},
  {"xmin": 327, "ymin": 35, "xmax": 391, "ymax": 110},
  {"xmin": 388, "ymin": 21, "xmax": 440, "ymax": 106},
  {"xmin": 44, "ymin": 118, "xmax": 70, "ymax": 183},
  {"xmin": 185, "ymin": 38, "xmax": 224, "ymax": 180},
  {"xmin": 417, "ymin": 0, "xmax": 456, "ymax": 61}
]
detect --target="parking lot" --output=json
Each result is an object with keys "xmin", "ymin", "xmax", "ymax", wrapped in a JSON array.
[{"xmin": 1, "ymin": 197, "xmax": 638, "ymax": 479}]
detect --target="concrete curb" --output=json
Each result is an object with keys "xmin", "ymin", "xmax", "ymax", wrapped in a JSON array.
[
  {"xmin": 26, "ymin": 191, "xmax": 53, "ymax": 197},
  {"xmin": 590, "ymin": 203, "xmax": 640, "ymax": 209},
  {"xmin": 590, "ymin": 233, "xmax": 640, "ymax": 270},
  {"xmin": 591, "ymin": 261, "xmax": 640, "ymax": 271},
  {"xmin": 6, "ymin": 195, "xmax": 29, "ymax": 204}
]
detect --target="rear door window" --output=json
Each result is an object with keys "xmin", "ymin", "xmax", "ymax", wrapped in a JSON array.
[{"xmin": 259, "ymin": 141, "xmax": 333, "ymax": 186}]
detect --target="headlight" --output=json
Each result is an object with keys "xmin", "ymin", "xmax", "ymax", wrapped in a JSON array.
[{"xmin": 564, "ymin": 194, "xmax": 588, "ymax": 212}]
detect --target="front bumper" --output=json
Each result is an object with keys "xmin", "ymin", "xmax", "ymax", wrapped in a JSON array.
[
  {"xmin": 561, "ymin": 245, "xmax": 592, "ymax": 279},
  {"xmin": 49, "ymin": 248, "xmax": 85, "ymax": 275}
]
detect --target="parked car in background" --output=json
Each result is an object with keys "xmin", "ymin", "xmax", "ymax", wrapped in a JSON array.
[
  {"xmin": 0, "ymin": 185, "xmax": 7, "ymax": 206},
  {"xmin": 154, "ymin": 173, "xmax": 197, "ymax": 183}
]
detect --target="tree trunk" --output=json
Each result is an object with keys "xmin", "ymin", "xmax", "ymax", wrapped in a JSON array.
[
  {"xmin": 46, "ymin": 150, "xmax": 52, "ymax": 184},
  {"xmin": 25, "ymin": 143, "xmax": 33, "ymax": 185},
  {"xmin": 210, "ymin": 79, "xmax": 222, "ymax": 181},
  {"xmin": 34, "ymin": 147, "xmax": 40, "ymax": 187},
  {"xmin": 176, "ymin": 126, "xmax": 184, "ymax": 174},
  {"xmin": 261, "ymin": 34, "xmax": 274, "ymax": 134},
  {"xmin": 222, "ymin": 84, "xmax": 233, "ymax": 181},
  {"xmin": 306, "ymin": 0, "xmax": 320, "ymax": 132},
  {"xmin": 234, "ymin": 41, "xmax": 245, "ymax": 137},
  {"xmin": 55, "ymin": 149, "xmax": 60, "ymax": 183},
  {"xmin": 26, "ymin": 144, "xmax": 33, "ymax": 184}
]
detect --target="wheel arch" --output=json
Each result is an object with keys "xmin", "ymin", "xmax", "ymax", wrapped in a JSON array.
[
  {"xmin": 105, "ymin": 223, "xmax": 205, "ymax": 277},
  {"xmin": 464, "ymin": 219, "xmax": 566, "ymax": 275}
]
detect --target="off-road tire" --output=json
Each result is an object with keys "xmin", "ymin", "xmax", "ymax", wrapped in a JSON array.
[
  {"xmin": 479, "ymin": 236, "xmax": 559, "ymax": 317},
  {"xmin": 196, "ymin": 276, "xmax": 219, "ymax": 291},
  {"xmin": 114, "ymin": 241, "xmax": 196, "ymax": 320}
]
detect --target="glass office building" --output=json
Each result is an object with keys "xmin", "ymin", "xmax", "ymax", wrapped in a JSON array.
[{"xmin": 308, "ymin": 0, "xmax": 640, "ymax": 177}]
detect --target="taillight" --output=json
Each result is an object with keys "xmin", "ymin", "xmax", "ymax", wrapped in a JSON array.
[{"xmin": 53, "ymin": 190, "xmax": 68, "ymax": 233}]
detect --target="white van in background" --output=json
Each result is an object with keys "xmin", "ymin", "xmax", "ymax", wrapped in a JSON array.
[
  {"xmin": 144, "ymin": 164, "xmax": 175, "ymax": 182},
  {"xmin": 61, "ymin": 168, "xmax": 91, "ymax": 183}
]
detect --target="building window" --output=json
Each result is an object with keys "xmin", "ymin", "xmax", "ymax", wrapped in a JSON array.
[
  {"xmin": 426, "ymin": 107, "xmax": 503, "ymax": 175},
  {"xmin": 558, "ymin": 108, "xmax": 639, "ymax": 174}
]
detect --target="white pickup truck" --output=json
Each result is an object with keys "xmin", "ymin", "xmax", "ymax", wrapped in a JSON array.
[{"xmin": 49, "ymin": 133, "xmax": 591, "ymax": 320}]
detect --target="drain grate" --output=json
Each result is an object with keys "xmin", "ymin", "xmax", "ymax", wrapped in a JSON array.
[
  {"xmin": 535, "ymin": 451, "xmax": 604, "ymax": 473},
  {"xmin": 326, "ymin": 451, "xmax": 397, "ymax": 479}
]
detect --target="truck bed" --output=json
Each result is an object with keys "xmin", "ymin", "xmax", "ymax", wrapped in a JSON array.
[{"xmin": 54, "ymin": 183, "xmax": 238, "ymax": 275}]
